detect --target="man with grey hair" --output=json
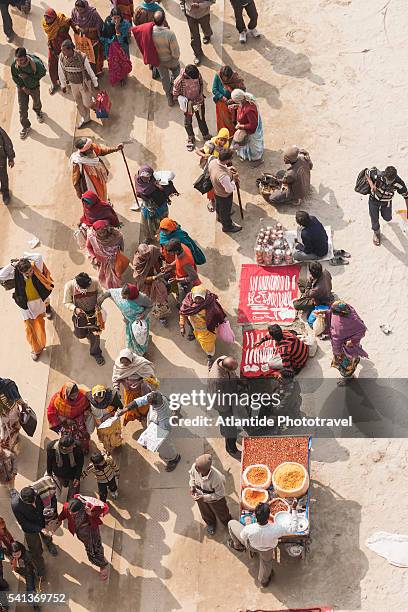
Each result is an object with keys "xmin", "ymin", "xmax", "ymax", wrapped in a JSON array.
[
  {"xmin": 268, "ymin": 146, "xmax": 313, "ymax": 206},
  {"xmin": 58, "ymin": 39, "xmax": 98, "ymax": 129}
]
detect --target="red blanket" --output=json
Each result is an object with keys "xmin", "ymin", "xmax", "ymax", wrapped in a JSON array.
[{"xmin": 132, "ymin": 23, "xmax": 159, "ymax": 67}]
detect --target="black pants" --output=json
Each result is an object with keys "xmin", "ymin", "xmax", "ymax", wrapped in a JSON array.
[
  {"xmin": 24, "ymin": 532, "xmax": 52, "ymax": 577},
  {"xmin": 0, "ymin": 165, "xmax": 9, "ymax": 196},
  {"xmin": 186, "ymin": 13, "xmax": 213, "ymax": 58},
  {"xmin": 230, "ymin": 0, "xmax": 258, "ymax": 33},
  {"xmin": 73, "ymin": 319, "xmax": 102, "ymax": 358},
  {"xmin": 215, "ymin": 193, "xmax": 234, "ymax": 229},
  {"xmin": 184, "ymin": 106, "xmax": 209, "ymax": 141},
  {"xmin": 0, "ymin": 2, "xmax": 13, "ymax": 37},
  {"xmin": 368, "ymin": 195, "xmax": 392, "ymax": 232},
  {"xmin": 97, "ymin": 477, "xmax": 117, "ymax": 502}
]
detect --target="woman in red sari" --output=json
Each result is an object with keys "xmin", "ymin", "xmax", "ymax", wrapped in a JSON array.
[
  {"xmin": 71, "ymin": 0, "xmax": 104, "ymax": 76},
  {"xmin": 212, "ymin": 65, "xmax": 245, "ymax": 136},
  {"xmin": 47, "ymin": 382, "xmax": 91, "ymax": 454},
  {"xmin": 42, "ymin": 8, "xmax": 72, "ymax": 95}
]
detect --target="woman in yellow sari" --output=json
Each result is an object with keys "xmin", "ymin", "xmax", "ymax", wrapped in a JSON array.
[
  {"xmin": 179, "ymin": 285, "xmax": 226, "ymax": 368},
  {"xmin": 111, "ymin": 348, "xmax": 159, "ymax": 425}
]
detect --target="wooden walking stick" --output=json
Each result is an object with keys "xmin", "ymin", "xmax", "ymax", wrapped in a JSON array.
[
  {"xmin": 236, "ymin": 183, "xmax": 244, "ymax": 220},
  {"xmin": 120, "ymin": 148, "xmax": 139, "ymax": 207}
]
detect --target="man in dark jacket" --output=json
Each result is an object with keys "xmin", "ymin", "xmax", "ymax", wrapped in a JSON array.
[
  {"xmin": 46, "ymin": 435, "xmax": 84, "ymax": 500},
  {"xmin": 10, "ymin": 486, "xmax": 58, "ymax": 577},
  {"xmin": 0, "ymin": 0, "xmax": 15, "ymax": 42},
  {"xmin": 0, "ymin": 125, "xmax": 15, "ymax": 205},
  {"xmin": 293, "ymin": 261, "xmax": 333, "ymax": 312},
  {"xmin": 11, "ymin": 47, "xmax": 45, "ymax": 140},
  {"xmin": 293, "ymin": 211, "xmax": 328, "ymax": 262}
]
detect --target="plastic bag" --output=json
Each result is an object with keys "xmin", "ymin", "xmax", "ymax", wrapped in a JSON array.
[
  {"xmin": 217, "ymin": 319, "xmax": 235, "ymax": 343},
  {"xmin": 313, "ymin": 313, "xmax": 326, "ymax": 336},
  {"xmin": 74, "ymin": 33, "xmax": 95, "ymax": 64},
  {"xmin": 74, "ymin": 227, "xmax": 87, "ymax": 250},
  {"xmin": 131, "ymin": 319, "xmax": 148, "ymax": 345}
]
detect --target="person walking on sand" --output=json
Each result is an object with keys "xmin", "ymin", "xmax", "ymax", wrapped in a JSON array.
[
  {"xmin": 189, "ymin": 453, "xmax": 232, "ymax": 536},
  {"xmin": 180, "ymin": 0, "xmax": 215, "ymax": 66},
  {"xmin": 59, "ymin": 40, "xmax": 98, "ymax": 129},
  {"xmin": 364, "ymin": 165, "xmax": 408, "ymax": 246},
  {"xmin": 208, "ymin": 149, "xmax": 242, "ymax": 233},
  {"xmin": 152, "ymin": 10, "xmax": 180, "ymax": 106},
  {"xmin": 70, "ymin": 138, "xmax": 123, "ymax": 200},
  {"xmin": 0, "ymin": 124, "xmax": 15, "ymax": 205},
  {"xmin": 173, "ymin": 64, "xmax": 211, "ymax": 150},
  {"xmin": 42, "ymin": 8, "xmax": 72, "ymax": 95},
  {"xmin": 11, "ymin": 48, "xmax": 46, "ymax": 140},
  {"xmin": 0, "ymin": 254, "xmax": 53, "ymax": 361},
  {"xmin": 0, "ymin": 0, "xmax": 16, "ymax": 42},
  {"xmin": 229, "ymin": 0, "xmax": 260, "ymax": 44}
]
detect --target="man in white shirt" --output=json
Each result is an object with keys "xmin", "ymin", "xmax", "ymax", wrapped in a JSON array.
[
  {"xmin": 58, "ymin": 39, "xmax": 98, "ymax": 129},
  {"xmin": 228, "ymin": 502, "xmax": 286, "ymax": 587}
]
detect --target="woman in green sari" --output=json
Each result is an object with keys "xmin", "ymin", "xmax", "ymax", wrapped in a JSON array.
[{"xmin": 98, "ymin": 283, "xmax": 152, "ymax": 355}]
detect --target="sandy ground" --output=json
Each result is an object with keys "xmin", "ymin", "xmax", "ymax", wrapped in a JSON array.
[{"xmin": 0, "ymin": 0, "xmax": 408, "ymax": 610}]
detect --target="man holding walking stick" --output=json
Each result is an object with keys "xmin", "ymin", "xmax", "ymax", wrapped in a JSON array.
[{"xmin": 208, "ymin": 149, "xmax": 242, "ymax": 233}]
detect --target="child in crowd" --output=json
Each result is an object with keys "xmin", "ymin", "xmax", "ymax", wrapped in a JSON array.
[{"xmin": 82, "ymin": 451, "xmax": 119, "ymax": 502}]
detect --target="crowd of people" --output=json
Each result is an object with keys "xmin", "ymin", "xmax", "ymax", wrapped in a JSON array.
[{"xmin": 0, "ymin": 0, "xmax": 394, "ymax": 606}]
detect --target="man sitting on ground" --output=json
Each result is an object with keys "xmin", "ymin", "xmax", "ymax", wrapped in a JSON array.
[
  {"xmin": 293, "ymin": 211, "xmax": 328, "ymax": 262},
  {"xmin": 268, "ymin": 146, "xmax": 313, "ymax": 206},
  {"xmin": 255, "ymin": 324, "xmax": 309, "ymax": 376},
  {"xmin": 293, "ymin": 262, "xmax": 333, "ymax": 314}
]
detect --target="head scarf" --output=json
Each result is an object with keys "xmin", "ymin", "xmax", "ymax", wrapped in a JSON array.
[
  {"xmin": 133, "ymin": 244, "xmax": 161, "ymax": 286},
  {"xmin": 112, "ymin": 348, "xmax": 154, "ymax": 384},
  {"xmin": 159, "ymin": 218, "xmax": 178, "ymax": 233},
  {"xmin": 93, "ymin": 220, "xmax": 110, "ymax": 231},
  {"xmin": 195, "ymin": 453, "xmax": 212, "ymax": 472},
  {"xmin": 231, "ymin": 89, "xmax": 256, "ymax": 105},
  {"xmin": 42, "ymin": 9, "xmax": 71, "ymax": 40},
  {"xmin": 124, "ymin": 284, "xmax": 140, "ymax": 300},
  {"xmin": 180, "ymin": 287, "xmax": 226, "ymax": 333},
  {"xmin": 135, "ymin": 166, "xmax": 156, "ymax": 197},
  {"xmin": 78, "ymin": 138, "xmax": 93, "ymax": 153},
  {"xmin": 140, "ymin": 1, "xmax": 162, "ymax": 10},
  {"xmin": 48, "ymin": 382, "xmax": 89, "ymax": 426},
  {"xmin": 219, "ymin": 67, "xmax": 245, "ymax": 90},
  {"xmin": 328, "ymin": 303, "xmax": 368, "ymax": 359},
  {"xmin": 191, "ymin": 284, "xmax": 206, "ymax": 300},
  {"xmin": 331, "ymin": 301, "xmax": 350, "ymax": 316},
  {"xmin": 71, "ymin": 0, "xmax": 103, "ymax": 30},
  {"xmin": 80, "ymin": 190, "xmax": 120, "ymax": 227}
]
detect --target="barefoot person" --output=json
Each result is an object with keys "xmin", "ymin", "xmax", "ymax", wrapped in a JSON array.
[{"xmin": 365, "ymin": 165, "xmax": 408, "ymax": 246}]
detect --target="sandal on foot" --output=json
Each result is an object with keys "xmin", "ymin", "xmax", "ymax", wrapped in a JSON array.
[
  {"xmin": 187, "ymin": 333, "xmax": 195, "ymax": 341},
  {"xmin": 206, "ymin": 525, "xmax": 216, "ymax": 536},
  {"xmin": 95, "ymin": 356, "xmax": 105, "ymax": 366},
  {"xmin": 207, "ymin": 200, "xmax": 215, "ymax": 212},
  {"xmin": 165, "ymin": 454, "xmax": 181, "ymax": 472},
  {"xmin": 333, "ymin": 249, "xmax": 351, "ymax": 258},
  {"xmin": 227, "ymin": 537, "xmax": 245, "ymax": 552},
  {"xmin": 373, "ymin": 232, "xmax": 381, "ymax": 246},
  {"xmin": 329, "ymin": 256, "xmax": 349, "ymax": 266},
  {"xmin": 31, "ymin": 352, "xmax": 40, "ymax": 361}
]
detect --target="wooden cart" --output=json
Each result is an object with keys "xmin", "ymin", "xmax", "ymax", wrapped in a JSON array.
[{"xmin": 241, "ymin": 435, "xmax": 312, "ymax": 560}]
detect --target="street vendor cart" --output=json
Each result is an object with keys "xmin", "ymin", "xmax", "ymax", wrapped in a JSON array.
[{"xmin": 240, "ymin": 435, "xmax": 312, "ymax": 560}]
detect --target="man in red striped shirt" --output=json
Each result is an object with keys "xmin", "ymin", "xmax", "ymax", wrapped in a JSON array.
[{"xmin": 256, "ymin": 324, "xmax": 309, "ymax": 376}]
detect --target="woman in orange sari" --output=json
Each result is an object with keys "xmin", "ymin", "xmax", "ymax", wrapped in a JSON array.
[
  {"xmin": 47, "ymin": 382, "xmax": 91, "ymax": 454},
  {"xmin": 71, "ymin": 0, "xmax": 104, "ymax": 76},
  {"xmin": 42, "ymin": 8, "xmax": 72, "ymax": 95},
  {"xmin": 212, "ymin": 65, "xmax": 245, "ymax": 136}
]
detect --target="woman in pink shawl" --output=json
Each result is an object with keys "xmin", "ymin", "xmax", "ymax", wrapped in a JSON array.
[
  {"xmin": 324, "ymin": 301, "xmax": 368, "ymax": 385},
  {"xmin": 71, "ymin": 0, "xmax": 104, "ymax": 75},
  {"xmin": 86, "ymin": 220, "xmax": 126, "ymax": 288},
  {"xmin": 132, "ymin": 243, "xmax": 170, "ymax": 326}
]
